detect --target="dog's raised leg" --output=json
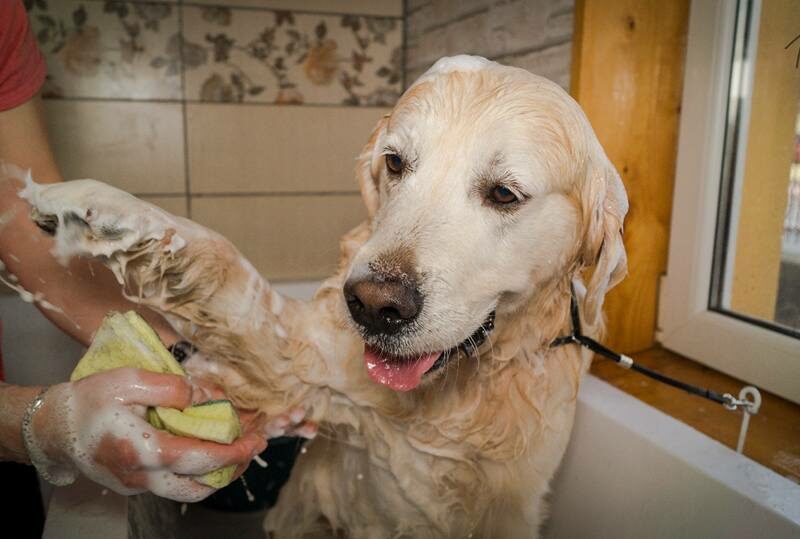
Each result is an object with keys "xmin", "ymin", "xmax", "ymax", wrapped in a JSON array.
[
  {"xmin": 19, "ymin": 176, "xmax": 329, "ymax": 413},
  {"xmin": 20, "ymin": 175, "xmax": 388, "ymax": 536}
]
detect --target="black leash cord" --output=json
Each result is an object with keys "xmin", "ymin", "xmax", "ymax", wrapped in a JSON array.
[{"xmin": 552, "ymin": 285, "xmax": 730, "ymax": 407}]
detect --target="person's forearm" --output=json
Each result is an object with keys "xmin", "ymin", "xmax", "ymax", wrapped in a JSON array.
[
  {"xmin": 0, "ymin": 97, "xmax": 179, "ymax": 346},
  {"xmin": 0, "ymin": 181, "xmax": 179, "ymax": 346},
  {"xmin": 0, "ymin": 382, "xmax": 40, "ymax": 462}
]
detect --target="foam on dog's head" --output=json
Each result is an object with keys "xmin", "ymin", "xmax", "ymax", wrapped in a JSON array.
[{"xmin": 409, "ymin": 55, "xmax": 496, "ymax": 89}]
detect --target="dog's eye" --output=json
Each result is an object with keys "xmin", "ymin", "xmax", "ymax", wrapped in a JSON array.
[
  {"xmin": 489, "ymin": 185, "xmax": 519, "ymax": 205},
  {"xmin": 385, "ymin": 154, "xmax": 404, "ymax": 175}
]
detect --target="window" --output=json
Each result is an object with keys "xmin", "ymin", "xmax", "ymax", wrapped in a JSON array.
[{"xmin": 658, "ymin": 0, "xmax": 800, "ymax": 404}]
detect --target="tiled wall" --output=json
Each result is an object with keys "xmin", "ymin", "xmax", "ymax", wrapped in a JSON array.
[
  {"xmin": 26, "ymin": 0, "xmax": 402, "ymax": 280},
  {"xmin": 405, "ymin": 0, "xmax": 574, "ymax": 90}
]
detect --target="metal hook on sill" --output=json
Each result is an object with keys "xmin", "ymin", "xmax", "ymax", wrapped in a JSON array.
[{"xmin": 726, "ymin": 386, "xmax": 762, "ymax": 454}]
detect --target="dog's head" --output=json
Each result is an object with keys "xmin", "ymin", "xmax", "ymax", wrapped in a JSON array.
[{"xmin": 343, "ymin": 56, "xmax": 627, "ymax": 391}]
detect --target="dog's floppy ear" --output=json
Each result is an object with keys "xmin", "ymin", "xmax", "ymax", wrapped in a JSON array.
[
  {"xmin": 356, "ymin": 114, "xmax": 390, "ymax": 218},
  {"xmin": 579, "ymin": 143, "xmax": 629, "ymax": 328}
]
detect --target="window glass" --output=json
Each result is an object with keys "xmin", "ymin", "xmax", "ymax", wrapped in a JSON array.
[{"xmin": 710, "ymin": 0, "xmax": 800, "ymax": 336}]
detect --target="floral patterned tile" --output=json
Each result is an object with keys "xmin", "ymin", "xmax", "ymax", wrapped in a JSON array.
[
  {"xmin": 186, "ymin": 1, "xmax": 402, "ymax": 17},
  {"xmin": 181, "ymin": 5, "xmax": 402, "ymax": 106},
  {"xmin": 26, "ymin": 0, "xmax": 182, "ymax": 100}
]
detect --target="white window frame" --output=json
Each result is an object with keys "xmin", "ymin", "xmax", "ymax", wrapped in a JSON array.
[{"xmin": 657, "ymin": 0, "xmax": 800, "ymax": 404}]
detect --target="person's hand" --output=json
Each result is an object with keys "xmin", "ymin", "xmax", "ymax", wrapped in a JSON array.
[{"xmin": 28, "ymin": 368, "xmax": 268, "ymax": 502}]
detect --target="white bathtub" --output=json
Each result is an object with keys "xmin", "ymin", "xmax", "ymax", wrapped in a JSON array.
[
  {"xmin": 2, "ymin": 290, "xmax": 798, "ymax": 538},
  {"xmin": 543, "ymin": 376, "xmax": 799, "ymax": 538}
]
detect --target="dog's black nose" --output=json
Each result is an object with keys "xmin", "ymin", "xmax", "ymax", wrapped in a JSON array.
[{"xmin": 344, "ymin": 277, "xmax": 422, "ymax": 335}]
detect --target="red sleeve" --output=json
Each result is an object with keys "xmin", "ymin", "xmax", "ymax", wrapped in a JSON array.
[{"xmin": 0, "ymin": 1, "xmax": 47, "ymax": 111}]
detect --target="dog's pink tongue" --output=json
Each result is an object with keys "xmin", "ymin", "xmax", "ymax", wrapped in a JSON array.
[{"xmin": 364, "ymin": 346, "xmax": 442, "ymax": 392}]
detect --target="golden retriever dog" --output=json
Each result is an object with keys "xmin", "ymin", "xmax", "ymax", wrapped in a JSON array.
[{"xmin": 17, "ymin": 55, "xmax": 627, "ymax": 537}]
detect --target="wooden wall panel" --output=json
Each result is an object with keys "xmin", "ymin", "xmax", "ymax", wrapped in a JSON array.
[{"xmin": 571, "ymin": 0, "xmax": 690, "ymax": 353}]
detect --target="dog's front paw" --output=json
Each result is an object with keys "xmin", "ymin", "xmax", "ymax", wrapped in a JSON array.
[{"xmin": 16, "ymin": 170, "xmax": 185, "ymax": 264}]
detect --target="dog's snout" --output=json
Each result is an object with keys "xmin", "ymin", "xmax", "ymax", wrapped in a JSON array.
[{"xmin": 344, "ymin": 277, "xmax": 422, "ymax": 335}]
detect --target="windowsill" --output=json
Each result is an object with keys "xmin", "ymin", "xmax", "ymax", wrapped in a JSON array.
[{"xmin": 589, "ymin": 345, "xmax": 800, "ymax": 484}]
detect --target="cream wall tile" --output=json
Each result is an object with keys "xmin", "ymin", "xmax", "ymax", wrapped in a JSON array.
[
  {"xmin": 187, "ymin": 1, "xmax": 402, "ymax": 17},
  {"xmin": 191, "ymin": 194, "xmax": 366, "ymax": 279},
  {"xmin": 186, "ymin": 103, "xmax": 387, "ymax": 193},
  {"xmin": 44, "ymin": 100, "xmax": 186, "ymax": 194},
  {"xmin": 141, "ymin": 196, "xmax": 188, "ymax": 218},
  {"xmin": 27, "ymin": 1, "xmax": 181, "ymax": 99},
  {"xmin": 181, "ymin": 5, "xmax": 402, "ymax": 106}
]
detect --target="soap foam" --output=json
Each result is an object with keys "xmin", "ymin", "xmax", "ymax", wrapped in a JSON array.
[
  {"xmin": 27, "ymin": 369, "xmax": 218, "ymax": 502},
  {"xmin": 407, "ymin": 55, "xmax": 496, "ymax": 91},
  {"xmin": 16, "ymin": 170, "xmax": 188, "ymax": 265}
]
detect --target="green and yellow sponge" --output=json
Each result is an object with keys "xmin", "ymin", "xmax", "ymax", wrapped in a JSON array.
[{"xmin": 71, "ymin": 311, "xmax": 241, "ymax": 488}]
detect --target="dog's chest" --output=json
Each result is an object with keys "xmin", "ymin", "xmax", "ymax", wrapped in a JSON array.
[{"xmin": 313, "ymin": 420, "xmax": 493, "ymax": 534}]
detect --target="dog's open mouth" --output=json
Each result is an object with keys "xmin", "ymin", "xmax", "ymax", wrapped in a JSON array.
[{"xmin": 363, "ymin": 311, "xmax": 496, "ymax": 391}]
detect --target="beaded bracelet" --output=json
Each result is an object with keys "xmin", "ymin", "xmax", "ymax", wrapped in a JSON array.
[{"xmin": 21, "ymin": 386, "xmax": 78, "ymax": 486}]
